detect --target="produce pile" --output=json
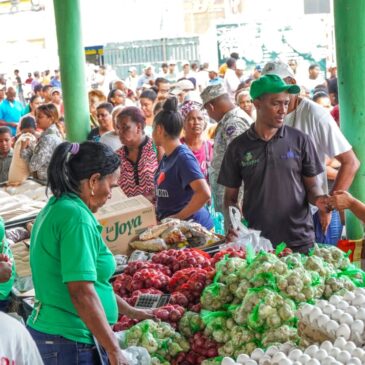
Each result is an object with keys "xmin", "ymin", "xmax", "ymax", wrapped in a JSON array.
[
  {"xmin": 297, "ymin": 288, "xmax": 365, "ymax": 345},
  {"xmin": 129, "ymin": 218, "xmax": 221, "ymax": 252},
  {"xmin": 113, "ymin": 244, "xmax": 365, "ymax": 364}
]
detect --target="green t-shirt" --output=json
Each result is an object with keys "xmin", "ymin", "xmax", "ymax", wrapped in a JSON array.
[
  {"xmin": 27, "ymin": 194, "xmax": 118, "ymax": 344},
  {"xmin": 0, "ymin": 217, "xmax": 16, "ymax": 300}
]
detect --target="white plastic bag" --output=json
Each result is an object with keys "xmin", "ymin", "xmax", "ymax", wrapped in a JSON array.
[
  {"xmin": 222, "ymin": 206, "xmax": 273, "ymax": 252},
  {"xmin": 122, "ymin": 346, "xmax": 151, "ymax": 365}
]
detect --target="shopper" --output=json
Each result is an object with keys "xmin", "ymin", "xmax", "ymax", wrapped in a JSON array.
[
  {"xmin": 219, "ymin": 74, "xmax": 328, "ymax": 253},
  {"xmin": 153, "ymin": 97, "xmax": 213, "ymax": 229},
  {"xmin": 116, "ymin": 107, "xmax": 158, "ymax": 201},
  {"xmin": 139, "ymin": 89, "xmax": 157, "ymax": 136},
  {"xmin": 87, "ymin": 102, "xmax": 114, "ymax": 142},
  {"xmin": 89, "ymin": 90, "xmax": 107, "ymax": 128},
  {"xmin": 180, "ymin": 100, "xmax": 212, "ymax": 181},
  {"xmin": 20, "ymin": 103, "xmax": 63, "ymax": 183},
  {"xmin": 27, "ymin": 141, "xmax": 152, "ymax": 365},
  {"xmin": 329, "ymin": 191, "xmax": 365, "ymax": 221},
  {"xmin": 100, "ymin": 106, "xmax": 123, "ymax": 151}
]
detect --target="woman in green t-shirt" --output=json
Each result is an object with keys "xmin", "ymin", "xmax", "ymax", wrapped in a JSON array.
[{"xmin": 27, "ymin": 141, "xmax": 152, "ymax": 365}]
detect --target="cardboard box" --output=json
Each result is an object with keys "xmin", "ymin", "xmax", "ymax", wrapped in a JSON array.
[{"xmin": 95, "ymin": 195, "xmax": 156, "ymax": 255}]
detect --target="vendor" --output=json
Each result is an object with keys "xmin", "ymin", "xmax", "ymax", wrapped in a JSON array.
[
  {"xmin": 27, "ymin": 141, "xmax": 152, "ymax": 365},
  {"xmin": 0, "ymin": 217, "xmax": 15, "ymax": 313},
  {"xmin": 153, "ymin": 97, "xmax": 213, "ymax": 229},
  {"xmin": 219, "ymin": 75, "xmax": 329, "ymax": 253}
]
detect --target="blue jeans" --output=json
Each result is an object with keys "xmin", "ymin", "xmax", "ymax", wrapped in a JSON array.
[
  {"xmin": 0, "ymin": 299, "xmax": 10, "ymax": 312},
  {"xmin": 313, "ymin": 209, "xmax": 343, "ymax": 245},
  {"xmin": 27, "ymin": 327, "xmax": 109, "ymax": 365}
]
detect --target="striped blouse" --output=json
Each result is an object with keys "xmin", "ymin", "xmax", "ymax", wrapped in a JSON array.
[{"xmin": 116, "ymin": 136, "xmax": 158, "ymax": 200}]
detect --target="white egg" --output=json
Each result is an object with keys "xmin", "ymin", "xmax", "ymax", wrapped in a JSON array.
[
  {"xmin": 317, "ymin": 314, "xmax": 330, "ymax": 329},
  {"xmin": 355, "ymin": 307, "xmax": 365, "ymax": 320},
  {"xmin": 272, "ymin": 352, "xmax": 287, "ymax": 363},
  {"xmin": 354, "ymin": 287, "xmax": 365, "ymax": 296},
  {"xmin": 278, "ymin": 359, "xmax": 292, "ymax": 365},
  {"xmin": 351, "ymin": 347, "xmax": 365, "ymax": 358},
  {"xmin": 331, "ymin": 309, "xmax": 344, "ymax": 321},
  {"xmin": 258, "ymin": 355, "xmax": 271, "ymax": 365},
  {"xmin": 329, "ymin": 295, "xmax": 342, "ymax": 305},
  {"xmin": 320, "ymin": 340, "xmax": 333, "ymax": 352},
  {"xmin": 348, "ymin": 358, "xmax": 362, "ymax": 365},
  {"xmin": 326, "ymin": 319, "xmax": 340, "ymax": 336},
  {"xmin": 334, "ymin": 337, "xmax": 348, "ymax": 349},
  {"xmin": 237, "ymin": 354, "xmax": 251, "ymax": 364},
  {"xmin": 344, "ymin": 341, "xmax": 357, "ymax": 353},
  {"xmin": 310, "ymin": 309, "xmax": 322, "ymax": 323},
  {"xmin": 344, "ymin": 290, "xmax": 356, "ymax": 303},
  {"xmin": 305, "ymin": 345, "xmax": 319, "ymax": 357},
  {"xmin": 353, "ymin": 294, "xmax": 365, "ymax": 307},
  {"xmin": 317, "ymin": 300, "xmax": 328, "ymax": 309},
  {"xmin": 345, "ymin": 305, "xmax": 358, "ymax": 317},
  {"xmin": 300, "ymin": 303, "xmax": 314, "ymax": 317},
  {"xmin": 306, "ymin": 359, "xmax": 320, "ymax": 365},
  {"xmin": 337, "ymin": 300, "xmax": 350, "ymax": 310},
  {"xmin": 340, "ymin": 313, "xmax": 354, "ymax": 325},
  {"xmin": 320, "ymin": 356, "xmax": 337, "ymax": 365},
  {"xmin": 251, "ymin": 348, "xmax": 265, "ymax": 361},
  {"xmin": 336, "ymin": 350, "xmax": 352, "ymax": 363},
  {"xmin": 279, "ymin": 342, "xmax": 294, "ymax": 355},
  {"xmin": 221, "ymin": 357, "xmax": 236, "ymax": 365},
  {"xmin": 323, "ymin": 304, "xmax": 336, "ymax": 315},
  {"xmin": 243, "ymin": 360, "xmax": 257, "ymax": 365},
  {"xmin": 288, "ymin": 349, "xmax": 302, "ymax": 361},
  {"xmin": 329, "ymin": 347, "xmax": 341, "ymax": 358},
  {"xmin": 298, "ymin": 354, "xmax": 311, "ymax": 363},
  {"xmin": 314, "ymin": 349, "xmax": 328, "ymax": 361},
  {"xmin": 336, "ymin": 323, "xmax": 351, "ymax": 340},
  {"xmin": 351, "ymin": 319, "xmax": 365, "ymax": 333},
  {"xmin": 265, "ymin": 346, "xmax": 279, "ymax": 357}
]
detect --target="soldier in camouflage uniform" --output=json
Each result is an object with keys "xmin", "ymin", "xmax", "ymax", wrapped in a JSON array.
[{"xmin": 201, "ymin": 84, "xmax": 251, "ymax": 231}]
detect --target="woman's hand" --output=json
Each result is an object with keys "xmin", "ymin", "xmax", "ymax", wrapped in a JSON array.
[
  {"xmin": 128, "ymin": 308, "xmax": 154, "ymax": 321},
  {"xmin": 107, "ymin": 348, "xmax": 130, "ymax": 365},
  {"xmin": 328, "ymin": 190, "xmax": 355, "ymax": 211}
]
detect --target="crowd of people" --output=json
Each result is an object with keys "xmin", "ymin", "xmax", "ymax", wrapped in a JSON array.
[{"xmin": 0, "ymin": 56, "xmax": 362, "ymax": 364}]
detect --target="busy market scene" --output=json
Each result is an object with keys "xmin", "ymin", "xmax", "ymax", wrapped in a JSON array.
[{"xmin": 1, "ymin": 0, "xmax": 365, "ymax": 364}]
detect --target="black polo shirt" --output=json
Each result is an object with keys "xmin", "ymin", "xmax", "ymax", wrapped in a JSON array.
[{"xmin": 218, "ymin": 123, "xmax": 323, "ymax": 252}]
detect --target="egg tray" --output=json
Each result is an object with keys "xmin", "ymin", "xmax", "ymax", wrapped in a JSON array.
[{"xmin": 298, "ymin": 319, "xmax": 333, "ymax": 344}]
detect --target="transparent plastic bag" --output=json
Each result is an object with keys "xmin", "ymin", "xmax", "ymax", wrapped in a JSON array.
[
  {"xmin": 222, "ymin": 207, "xmax": 273, "ymax": 252},
  {"xmin": 122, "ymin": 346, "xmax": 151, "ymax": 365}
]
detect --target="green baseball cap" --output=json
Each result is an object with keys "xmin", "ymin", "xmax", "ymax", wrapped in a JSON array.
[{"xmin": 250, "ymin": 74, "xmax": 300, "ymax": 100}]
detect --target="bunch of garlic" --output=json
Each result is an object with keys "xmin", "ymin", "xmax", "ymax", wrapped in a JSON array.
[
  {"xmin": 221, "ymin": 338, "xmax": 365, "ymax": 365},
  {"xmin": 297, "ymin": 288, "xmax": 365, "ymax": 345}
]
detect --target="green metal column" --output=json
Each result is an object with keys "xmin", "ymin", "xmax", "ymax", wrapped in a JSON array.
[
  {"xmin": 53, "ymin": 0, "xmax": 90, "ymax": 142},
  {"xmin": 334, "ymin": 0, "xmax": 365, "ymax": 239}
]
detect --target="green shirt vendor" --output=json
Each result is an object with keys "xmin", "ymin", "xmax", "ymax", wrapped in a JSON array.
[
  {"xmin": 27, "ymin": 141, "xmax": 153, "ymax": 365},
  {"xmin": 0, "ymin": 216, "xmax": 16, "ymax": 312}
]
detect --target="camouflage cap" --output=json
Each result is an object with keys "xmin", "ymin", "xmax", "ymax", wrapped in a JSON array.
[{"xmin": 200, "ymin": 84, "xmax": 228, "ymax": 106}]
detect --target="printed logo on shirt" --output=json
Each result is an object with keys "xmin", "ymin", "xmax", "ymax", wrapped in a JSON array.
[
  {"xmin": 241, "ymin": 152, "xmax": 259, "ymax": 167},
  {"xmin": 281, "ymin": 148, "xmax": 300, "ymax": 160},
  {"xmin": 156, "ymin": 189, "xmax": 169, "ymax": 198},
  {"xmin": 225, "ymin": 125, "xmax": 236, "ymax": 137},
  {"xmin": 157, "ymin": 171, "xmax": 166, "ymax": 186}
]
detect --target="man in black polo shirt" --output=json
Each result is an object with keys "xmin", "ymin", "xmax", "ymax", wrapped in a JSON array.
[{"xmin": 218, "ymin": 74, "xmax": 330, "ymax": 253}]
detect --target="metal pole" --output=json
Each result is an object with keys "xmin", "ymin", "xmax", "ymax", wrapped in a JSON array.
[
  {"xmin": 53, "ymin": 0, "xmax": 90, "ymax": 142},
  {"xmin": 334, "ymin": 0, "xmax": 365, "ymax": 239}
]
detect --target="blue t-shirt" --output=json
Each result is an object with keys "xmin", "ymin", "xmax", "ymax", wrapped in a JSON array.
[
  {"xmin": 0, "ymin": 99, "xmax": 24, "ymax": 136},
  {"xmin": 155, "ymin": 144, "xmax": 213, "ymax": 229}
]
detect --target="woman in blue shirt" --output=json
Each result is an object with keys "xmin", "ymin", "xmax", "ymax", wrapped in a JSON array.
[{"xmin": 152, "ymin": 97, "xmax": 213, "ymax": 229}]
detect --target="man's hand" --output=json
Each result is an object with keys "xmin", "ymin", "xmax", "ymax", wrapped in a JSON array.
[
  {"xmin": 129, "ymin": 308, "xmax": 154, "ymax": 321},
  {"xmin": 0, "ymin": 261, "xmax": 12, "ymax": 283},
  {"xmin": 107, "ymin": 349, "xmax": 129, "ymax": 365},
  {"xmin": 314, "ymin": 194, "xmax": 331, "ymax": 213},
  {"xmin": 319, "ymin": 210, "xmax": 332, "ymax": 235},
  {"xmin": 226, "ymin": 228, "xmax": 239, "ymax": 243},
  {"xmin": 328, "ymin": 190, "xmax": 355, "ymax": 211}
]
